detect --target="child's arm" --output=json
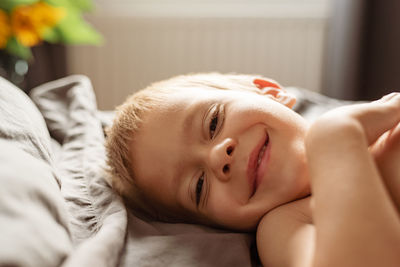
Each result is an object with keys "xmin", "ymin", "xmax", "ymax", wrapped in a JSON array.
[
  {"xmin": 306, "ymin": 93, "xmax": 400, "ymax": 267},
  {"xmin": 371, "ymin": 117, "xmax": 400, "ymax": 212},
  {"xmin": 257, "ymin": 197, "xmax": 315, "ymax": 267},
  {"xmin": 257, "ymin": 93, "xmax": 400, "ymax": 267}
]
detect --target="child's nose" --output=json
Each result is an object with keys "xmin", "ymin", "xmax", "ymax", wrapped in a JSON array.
[{"xmin": 208, "ymin": 138, "xmax": 236, "ymax": 182}]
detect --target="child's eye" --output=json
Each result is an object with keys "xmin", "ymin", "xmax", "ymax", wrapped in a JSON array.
[
  {"xmin": 209, "ymin": 108, "xmax": 219, "ymax": 139},
  {"xmin": 196, "ymin": 172, "xmax": 204, "ymax": 206}
]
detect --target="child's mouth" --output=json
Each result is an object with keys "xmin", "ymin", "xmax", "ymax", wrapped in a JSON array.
[
  {"xmin": 257, "ymin": 140, "xmax": 268, "ymax": 166},
  {"xmin": 248, "ymin": 132, "xmax": 269, "ymax": 198},
  {"xmin": 254, "ymin": 136, "xmax": 270, "ymax": 195}
]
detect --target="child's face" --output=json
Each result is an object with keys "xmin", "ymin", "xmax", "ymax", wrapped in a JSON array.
[{"xmin": 130, "ymin": 84, "xmax": 310, "ymax": 230}]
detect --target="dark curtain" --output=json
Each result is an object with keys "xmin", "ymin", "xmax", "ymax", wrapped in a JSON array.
[
  {"xmin": 25, "ymin": 43, "xmax": 67, "ymax": 92},
  {"xmin": 323, "ymin": 0, "xmax": 400, "ymax": 101},
  {"xmin": 0, "ymin": 43, "xmax": 67, "ymax": 93},
  {"xmin": 359, "ymin": 0, "xmax": 400, "ymax": 100}
]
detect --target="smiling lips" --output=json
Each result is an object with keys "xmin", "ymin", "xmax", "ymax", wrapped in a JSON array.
[{"xmin": 247, "ymin": 132, "xmax": 270, "ymax": 197}]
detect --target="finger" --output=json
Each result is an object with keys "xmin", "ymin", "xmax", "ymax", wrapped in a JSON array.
[
  {"xmin": 375, "ymin": 92, "xmax": 400, "ymax": 103},
  {"xmin": 354, "ymin": 92, "xmax": 400, "ymax": 145}
]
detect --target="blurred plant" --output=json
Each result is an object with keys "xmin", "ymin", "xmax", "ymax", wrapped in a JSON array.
[{"xmin": 0, "ymin": 0, "xmax": 102, "ymax": 60}]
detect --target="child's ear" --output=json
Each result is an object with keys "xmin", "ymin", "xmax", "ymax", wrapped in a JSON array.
[
  {"xmin": 253, "ymin": 78, "xmax": 296, "ymax": 109},
  {"xmin": 253, "ymin": 78, "xmax": 282, "ymax": 90}
]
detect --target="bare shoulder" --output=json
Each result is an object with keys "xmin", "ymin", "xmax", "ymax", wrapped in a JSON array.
[
  {"xmin": 257, "ymin": 197, "xmax": 315, "ymax": 267},
  {"xmin": 258, "ymin": 197, "xmax": 313, "ymax": 230}
]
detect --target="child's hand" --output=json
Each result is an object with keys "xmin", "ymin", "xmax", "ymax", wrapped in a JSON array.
[
  {"xmin": 308, "ymin": 92, "xmax": 400, "ymax": 212},
  {"xmin": 305, "ymin": 92, "xmax": 400, "ymax": 267},
  {"xmin": 367, "ymin": 92, "xmax": 400, "ymax": 153},
  {"xmin": 367, "ymin": 94, "xmax": 400, "ymax": 212},
  {"xmin": 310, "ymin": 92, "xmax": 400, "ymax": 147},
  {"xmin": 354, "ymin": 92, "xmax": 400, "ymax": 145},
  {"xmin": 367, "ymin": 93, "xmax": 400, "ymax": 159}
]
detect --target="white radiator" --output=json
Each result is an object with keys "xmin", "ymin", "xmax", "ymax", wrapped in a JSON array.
[{"xmin": 66, "ymin": 3, "xmax": 330, "ymax": 109}]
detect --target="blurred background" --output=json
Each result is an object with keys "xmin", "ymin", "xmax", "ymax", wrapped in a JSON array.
[{"xmin": 1, "ymin": 0, "xmax": 399, "ymax": 110}]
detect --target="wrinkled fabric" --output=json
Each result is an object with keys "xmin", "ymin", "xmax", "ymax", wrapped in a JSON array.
[
  {"xmin": 0, "ymin": 74, "xmax": 353, "ymax": 267},
  {"xmin": 31, "ymin": 75, "xmax": 255, "ymax": 267},
  {"xmin": 0, "ymin": 77, "xmax": 71, "ymax": 267},
  {"xmin": 31, "ymin": 76, "xmax": 127, "ymax": 267}
]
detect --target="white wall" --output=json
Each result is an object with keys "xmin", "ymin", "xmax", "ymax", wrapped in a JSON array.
[{"xmin": 67, "ymin": 0, "xmax": 332, "ymax": 109}]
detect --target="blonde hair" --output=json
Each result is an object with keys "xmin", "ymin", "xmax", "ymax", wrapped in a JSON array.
[{"xmin": 105, "ymin": 73, "xmax": 262, "ymax": 222}]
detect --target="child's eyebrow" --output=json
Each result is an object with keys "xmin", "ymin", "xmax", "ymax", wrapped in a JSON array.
[
  {"xmin": 182, "ymin": 102, "xmax": 203, "ymax": 143},
  {"xmin": 182, "ymin": 99, "xmax": 214, "ymax": 143},
  {"xmin": 183, "ymin": 108, "xmax": 196, "ymax": 141}
]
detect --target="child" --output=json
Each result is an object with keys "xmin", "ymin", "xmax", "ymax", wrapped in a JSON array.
[{"xmin": 105, "ymin": 73, "xmax": 400, "ymax": 267}]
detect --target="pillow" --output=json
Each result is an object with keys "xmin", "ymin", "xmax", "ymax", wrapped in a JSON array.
[
  {"xmin": 0, "ymin": 141, "xmax": 72, "ymax": 267},
  {"xmin": 0, "ymin": 77, "xmax": 71, "ymax": 266},
  {"xmin": 30, "ymin": 75, "xmax": 255, "ymax": 267},
  {"xmin": 287, "ymin": 86, "xmax": 357, "ymax": 121},
  {"xmin": 0, "ymin": 77, "xmax": 53, "ymax": 164},
  {"xmin": 30, "ymin": 75, "xmax": 127, "ymax": 267}
]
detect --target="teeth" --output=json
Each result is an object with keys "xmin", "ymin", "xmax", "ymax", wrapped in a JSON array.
[{"xmin": 257, "ymin": 143, "xmax": 267, "ymax": 166}]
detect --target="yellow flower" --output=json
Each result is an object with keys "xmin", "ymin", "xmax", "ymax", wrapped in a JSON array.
[
  {"xmin": 11, "ymin": 1, "xmax": 65, "ymax": 47},
  {"xmin": 31, "ymin": 1, "xmax": 65, "ymax": 34},
  {"xmin": 11, "ymin": 4, "xmax": 41, "ymax": 47},
  {"xmin": 0, "ymin": 9, "xmax": 11, "ymax": 49}
]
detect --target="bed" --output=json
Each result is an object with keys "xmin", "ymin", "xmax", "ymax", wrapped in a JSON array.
[{"xmin": 0, "ymin": 75, "xmax": 352, "ymax": 267}]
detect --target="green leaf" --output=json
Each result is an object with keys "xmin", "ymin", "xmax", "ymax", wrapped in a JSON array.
[
  {"xmin": 72, "ymin": 0, "xmax": 94, "ymax": 11},
  {"xmin": 41, "ymin": 27, "xmax": 61, "ymax": 43},
  {"xmin": 55, "ymin": 10, "xmax": 103, "ymax": 45},
  {"xmin": 65, "ymin": 0, "xmax": 94, "ymax": 11},
  {"xmin": 44, "ymin": 0, "xmax": 94, "ymax": 12},
  {"xmin": 5, "ymin": 37, "xmax": 32, "ymax": 60},
  {"xmin": 0, "ymin": 0, "xmax": 38, "ymax": 12}
]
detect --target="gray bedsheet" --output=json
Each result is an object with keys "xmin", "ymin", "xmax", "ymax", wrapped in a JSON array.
[
  {"xmin": 0, "ymin": 77, "xmax": 71, "ymax": 267},
  {"xmin": 0, "ymin": 75, "xmax": 351, "ymax": 266}
]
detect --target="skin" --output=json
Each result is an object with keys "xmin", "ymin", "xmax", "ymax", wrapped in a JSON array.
[
  {"xmin": 257, "ymin": 93, "xmax": 400, "ymax": 267},
  {"xmin": 129, "ymin": 77, "xmax": 400, "ymax": 266},
  {"xmin": 130, "ymin": 80, "xmax": 310, "ymax": 230}
]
